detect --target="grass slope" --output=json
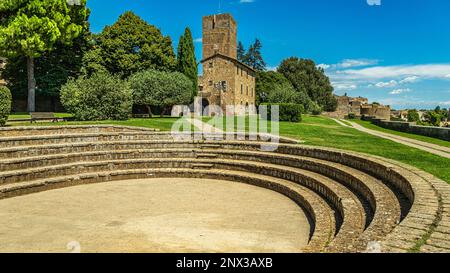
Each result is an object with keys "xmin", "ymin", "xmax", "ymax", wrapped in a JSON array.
[{"xmin": 353, "ymin": 119, "xmax": 450, "ymax": 149}]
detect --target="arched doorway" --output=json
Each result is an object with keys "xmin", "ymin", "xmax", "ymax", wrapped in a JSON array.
[{"xmin": 201, "ymin": 98, "xmax": 210, "ymax": 116}]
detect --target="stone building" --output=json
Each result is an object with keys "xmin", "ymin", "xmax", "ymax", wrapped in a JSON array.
[
  {"xmin": 325, "ymin": 95, "xmax": 391, "ymax": 120},
  {"xmin": 198, "ymin": 14, "xmax": 256, "ymax": 115}
]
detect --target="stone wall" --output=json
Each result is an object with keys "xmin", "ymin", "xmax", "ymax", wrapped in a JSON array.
[
  {"xmin": 360, "ymin": 104, "xmax": 391, "ymax": 120},
  {"xmin": 364, "ymin": 117, "xmax": 450, "ymax": 141}
]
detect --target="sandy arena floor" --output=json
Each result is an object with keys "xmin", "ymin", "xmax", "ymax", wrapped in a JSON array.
[{"xmin": 0, "ymin": 178, "xmax": 311, "ymax": 253}]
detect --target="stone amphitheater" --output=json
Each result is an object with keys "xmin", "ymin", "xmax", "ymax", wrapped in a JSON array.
[{"xmin": 0, "ymin": 125, "xmax": 449, "ymax": 253}]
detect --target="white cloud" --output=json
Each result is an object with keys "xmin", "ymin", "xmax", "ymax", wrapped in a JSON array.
[
  {"xmin": 375, "ymin": 80, "xmax": 397, "ymax": 88},
  {"xmin": 335, "ymin": 64, "xmax": 450, "ymax": 80},
  {"xmin": 332, "ymin": 82, "xmax": 357, "ymax": 90},
  {"xmin": 317, "ymin": 64, "xmax": 331, "ymax": 70},
  {"xmin": 239, "ymin": 0, "xmax": 255, "ymax": 3},
  {"xmin": 319, "ymin": 59, "xmax": 379, "ymax": 70},
  {"xmin": 337, "ymin": 59, "xmax": 379, "ymax": 69},
  {"xmin": 389, "ymin": 88, "xmax": 412, "ymax": 95},
  {"xmin": 266, "ymin": 66, "xmax": 278, "ymax": 71},
  {"xmin": 372, "ymin": 76, "xmax": 419, "ymax": 88},
  {"xmin": 399, "ymin": 76, "xmax": 419, "ymax": 84}
]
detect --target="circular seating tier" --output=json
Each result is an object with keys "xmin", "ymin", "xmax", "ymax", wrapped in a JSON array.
[{"xmin": 0, "ymin": 125, "xmax": 449, "ymax": 253}]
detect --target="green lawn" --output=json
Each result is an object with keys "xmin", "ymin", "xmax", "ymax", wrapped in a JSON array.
[
  {"xmin": 8, "ymin": 112, "xmax": 73, "ymax": 120},
  {"xmin": 8, "ymin": 117, "xmax": 185, "ymax": 131},
  {"xmin": 203, "ymin": 115, "xmax": 450, "ymax": 183},
  {"xmin": 352, "ymin": 119, "xmax": 450, "ymax": 149}
]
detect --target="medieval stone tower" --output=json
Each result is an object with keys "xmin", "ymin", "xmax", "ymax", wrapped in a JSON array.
[
  {"xmin": 198, "ymin": 14, "xmax": 256, "ymax": 115},
  {"xmin": 202, "ymin": 14, "xmax": 237, "ymax": 60}
]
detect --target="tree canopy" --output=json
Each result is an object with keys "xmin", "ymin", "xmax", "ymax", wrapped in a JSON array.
[
  {"xmin": 237, "ymin": 42, "xmax": 246, "ymax": 63},
  {"xmin": 129, "ymin": 69, "xmax": 193, "ymax": 116},
  {"xmin": 96, "ymin": 11, "xmax": 176, "ymax": 78},
  {"xmin": 238, "ymin": 39, "xmax": 266, "ymax": 71},
  {"xmin": 0, "ymin": 0, "xmax": 88, "ymax": 111},
  {"xmin": 278, "ymin": 57, "xmax": 337, "ymax": 112},
  {"xmin": 1, "ymin": 25, "xmax": 91, "ymax": 106}
]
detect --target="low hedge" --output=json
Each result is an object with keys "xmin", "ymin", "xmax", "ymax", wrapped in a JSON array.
[
  {"xmin": 0, "ymin": 86, "xmax": 12, "ymax": 126},
  {"xmin": 260, "ymin": 103, "xmax": 303, "ymax": 122}
]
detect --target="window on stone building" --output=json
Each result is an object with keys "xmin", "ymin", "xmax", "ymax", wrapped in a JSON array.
[
  {"xmin": 237, "ymin": 66, "xmax": 239, "ymax": 75},
  {"xmin": 246, "ymin": 86, "xmax": 248, "ymax": 96},
  {"xmin": 209, "ymin": 62, "xmax": 213, "ymax": 68},
  {"xmin": 209, "ymin": 80, "xmax": 213, "ymax": 86},
  {"xmin": 221, "ymin": 81, "xmax": 227, "ymax": 92},
  {"xmin": 241, "ymin": 84, "xmax": 243, "ymax": 94}
]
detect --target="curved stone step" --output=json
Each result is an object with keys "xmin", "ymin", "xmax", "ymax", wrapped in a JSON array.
[
  {"xmin": 0, "ymin": 132, "xmax": 175, "ymax": 148},
  {"xmin": 0, "ymin": 168, "xmax": 336, "ymax": 253},
  {"xmin": 0, "ymin": 157, "xmax": 369, "ymax": 251},
  {"xmin": 0, "ymin": 125, "xmax": 157, "ymax": 137},
  {"xmin": 0, "ymin": 145, "xmax": 399, "ymax": 252}
]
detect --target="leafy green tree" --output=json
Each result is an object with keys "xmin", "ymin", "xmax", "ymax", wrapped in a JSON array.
[
  {"xmin": 129, "ymin": 70, "xmax": 192, "ymax": 117},
  {"xmin": 407, "ymin": 109, "xmax": 420, "ymax": 123},
  {"xmin": 98, "ymin": 11, "xmax": 176, "ymax": 78},
  {"xmin": 177, "ymin": 27, "xmax": 198, "ymax": 100},
  {"xmin": 60, "ymin": 72, "xmax": 132, "ymax": 121},
  {"xmin": 424, "ymin": 111, "xmax": 443, "ymax": 127},
  {"xmin": 80, "ymin": 46, "xmax": 108, "ymax": 77},
  {"xmin": 2, "ymin": 29, "xmax": 91, "ymax": 111},
  {"xmin": 0, "ymin": 0, "xmax": 88, "ymax": 112},
  {"xmin": 278, "ymin": 57, "xmax": 337, "ymax": 112},
  {"xmin": 255, "ymin": 71, "xmax": 310, "ymax": 107},
  {"xmin": 244, "ymin": 39, "xmax": 266, "ymax": 71}
]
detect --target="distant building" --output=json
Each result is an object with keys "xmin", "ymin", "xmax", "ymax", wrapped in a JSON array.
[
  {"xmin": 325, "ymin": 95, "xmax": 391, "ymax": 120},
  {"xmin": 198, "ymin": 14, "xmax": 256, "ymax": 115},
  {"xmin": 391, "ymin": 110, "xmax": 408, "ymax": 121}
]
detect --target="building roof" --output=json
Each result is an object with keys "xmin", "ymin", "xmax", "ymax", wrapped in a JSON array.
[{"xmin": 200, "ymin": 53, "xmax": 256, "ymax": 72}]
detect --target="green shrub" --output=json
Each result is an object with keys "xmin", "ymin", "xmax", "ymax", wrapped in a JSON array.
[
  {"xmin": 129, "ymin": 69, "xmax": 192, "ymax": 116},
  {"xmin": 60, "ymin": 73, "xmax": 132, "ymax": 121},
  {"xmin": 309, "ymin": 101, "xmax": 322, "ymax": 115},
  {"xmin": 347, "ymin": 113, "xmax": 356, "ymax": 119},
  {"xmin": 407, "ymin": 110, "xmax": 420, "ymax": 122},
  {"xmin": 0, "ymin": 86, "xmax": 12, "ymax": 126},
  {"xmin": 260, "ymin": 103, "xmax": 303, "ymax": 122}
]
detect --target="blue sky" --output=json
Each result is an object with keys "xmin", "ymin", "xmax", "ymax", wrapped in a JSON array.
[{"xmin": 87, "ymin": 0, "xmax": 450, "ymax": 110}]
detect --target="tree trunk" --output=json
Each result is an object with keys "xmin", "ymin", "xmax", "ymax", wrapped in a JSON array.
[
  {"xmin": 146, "ymin": 105, "xmax": 153, "ymax": 118},
  {"xmin": 27, "ymin": 57, "xmax": 36, "ymax": 112},
  {"xmin": 160, "ymin": 106, "xmax": 168, "ymax": 117}
]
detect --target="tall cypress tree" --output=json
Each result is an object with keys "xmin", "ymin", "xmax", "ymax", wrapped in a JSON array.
[{"xmin": 177, "ymin": 27, "xmax": 198, "ymax": 100}]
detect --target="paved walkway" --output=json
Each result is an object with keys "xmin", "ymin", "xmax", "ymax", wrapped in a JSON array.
[
  {"xmin": 331, "ymin": 118, "xmax": 353, "ymax": 128},
  {"xmin": 348, "ymin": 121, "xmax": 450, "ymax": 159},
  {"xmin": 186, "ymin": 118, "xmax": 225, "ymax": 134}
]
